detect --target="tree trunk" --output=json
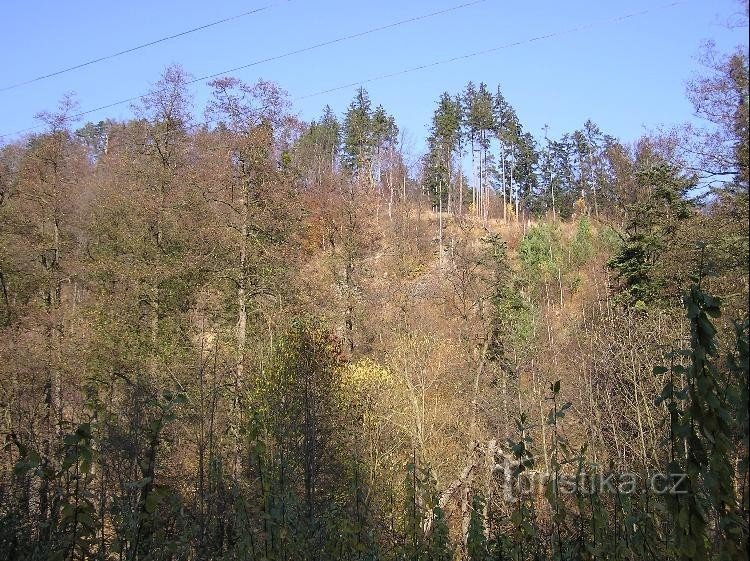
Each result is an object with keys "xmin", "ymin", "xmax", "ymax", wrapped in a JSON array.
[{"xmin": 233, "ymin": 179, "xmax": 249, "ymax": 478}]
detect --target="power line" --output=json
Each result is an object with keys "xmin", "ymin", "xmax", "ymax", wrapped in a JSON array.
[
  {"xmin": 0, "ymin": 1, "xmax": 287, "ymax": 93},
  {"xmin": 0, "ymin": 1, "xmax": 689, "ymax": 141},
  {"xmin": 15, "ymin": 0, "xmax": 692, "ymax": 157},
  {"xmin": 294, "ymin": 1, "xmax": 688, "ymax": 101},
  {"xmin": 0, "ymin": 0, "xmax": 488, "ymax": 139},
  {"xmin": 192, "ymin": 0, "xmax": 488, "ymax": 84}
]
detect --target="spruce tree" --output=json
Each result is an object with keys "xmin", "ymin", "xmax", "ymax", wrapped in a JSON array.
[
  {"xmin": 607, "ymin": 157, "xmax": 694, "ymax": 309},
  {"xmin": 342, "ymin": 87, "xmax": 374, "ymax": 175},
  {"xmin": 423, "ymin": 92, "xmax": 461, "ymax": 210}
]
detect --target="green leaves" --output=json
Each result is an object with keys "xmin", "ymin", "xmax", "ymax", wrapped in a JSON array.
[
  {"xmin": 655, "ymin": 281, "xmax": 749, "ymax": 559},
  {"xmin": 607, "ymin": 158, "xmax": 695, "ymax": 310},
  {"xmin": 341, "ymin": 87, "xmax": 398, "ymax": 175},
  {"xmin": 13, "ymin": 448, "xmax": 41, "ymax": 476},
  {"xmin": 466, "ymin": 494, "xmax": 488, "ymax": 561},
  {"xmin": 571, "ymin": 216, "xmax": 594, "ymax": 264},
  {"xmin": 144, "ymin": 484, "xmax": 171, "ymax": 514},
  {"xmin": 519, "ymin": 223, "xmax": 562, "ymax": 278}
]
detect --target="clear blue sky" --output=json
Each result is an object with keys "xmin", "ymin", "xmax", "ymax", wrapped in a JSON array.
[{"xmin": 1, "ymin": 0, "xmax": 747, "ymax": 154}]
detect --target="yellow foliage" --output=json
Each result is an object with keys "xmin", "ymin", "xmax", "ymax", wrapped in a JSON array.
[
  {"xmin": 573, "ymin": 197, "xmax": 588, "ymax": 216},
  {"xmin": 339, "ymin": 358, "xmax": 393, "ymax": 397}
]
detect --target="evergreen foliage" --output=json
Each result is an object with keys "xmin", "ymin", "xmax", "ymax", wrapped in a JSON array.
[{"xmin": 607, "ymin": 158, "xmax": 694, "ymax": 310}]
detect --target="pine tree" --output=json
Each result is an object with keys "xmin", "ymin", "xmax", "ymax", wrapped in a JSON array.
[
  {"xmin": 342, "ymin": 87, "xmax": 374, "ymax": 176},
  {"xmin": 465, "ymin": 83, "xmax": 495, "ymax": 221},
  {"xmin": 607, "ymin": 156, "xmax": 694, "ymax": 309},
  {"xmin": 423, "ymin": 92, "xmax": 461, "ymax": 211},
  {"xmin": 292, "ymin": 105, "xmax": 340, "ymax": 186}
]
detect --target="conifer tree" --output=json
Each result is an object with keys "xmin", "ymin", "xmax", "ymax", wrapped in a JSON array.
[
  {"xmin": 342, "ymin": 87, "xmax": 374, "ymax": 177},
  {"xmin": 608, "ymin": 155, "xmax": 694, "ymax": 309},
  {"xmin": 423, "ymin": 92, "xmax": 461, "ymax": 212}
]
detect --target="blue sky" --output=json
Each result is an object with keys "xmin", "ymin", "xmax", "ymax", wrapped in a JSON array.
[{"xmin": 1, "ymin": 0, "xmax": 747, "ymax": 154}]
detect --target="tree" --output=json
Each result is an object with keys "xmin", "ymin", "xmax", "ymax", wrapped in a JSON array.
[
  {"xmin": 342, "ymin": 87, "xmax": 374, "ymax": 179},
  {"xmin": 423, "ymin": 92, "xmax": 461, "ymax": 213},
  {"xmin": 83, "ymin": 66, "xmax": 209, "ymax": 558},
  {"xmin": 508, "ymin": 130, "xmax": 538, "ymax": 218},
  {"xmin": 205, "ymin": 76, "xmax": 295, "ymax": 477},
  {"xmin": 464, "ymin": 82, "xmax": 495, "ymax": 222},
  {"xmin": 608, "ymin": 151, "xmax": 694, "ymax": 309},
  {"xmin": 685, "ymin": 42, "xmax": 749, "ymax": 192},
  {"xmin": 0, "ymin": 95, "xmax": 90, "ymax": 557},
  {"xmin": 572, "ymin": 119, "xmax": 605, "ymax": 217},
  {"xmin": 75, "ymin": 120, "xmax": 111, "ymax": 161},
  {"xmin": 534, "ymin": 134, "xmax": 577, "ymax": 219},
  {"xmin": 291, "ymin": 105, "xmax": 341, "ymax": 188},
  {"xmin": 371, "ymin": 103, "xmax": 399, "ymax": 214},
  {"xmin": 492, "ymin": 87, "xmax": 512, "ymax": 219}
]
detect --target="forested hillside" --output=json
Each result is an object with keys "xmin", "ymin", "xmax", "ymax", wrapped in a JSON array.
[{"xmin": 0, "ymin": 16, "xmax": 748, "ymax": 561}]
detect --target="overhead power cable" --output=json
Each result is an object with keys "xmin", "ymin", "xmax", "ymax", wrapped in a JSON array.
[
  {"xmin": 0, "ymin": 1, "xmax": 288, "ymax": 93},
  {"xmin": 0, "ymin": 0, "xmax": 688, "ymax": 140},
  {"xmin": 294, "ymin": 1, "xmax": 687, "ymax": 101},
  {"xmin": 0, "ymin": 0, "xmax": 488, "ymax": 139},
  {"xmin": 191, "ymin": 0, "xmax": 488, "ymax": 84}
]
